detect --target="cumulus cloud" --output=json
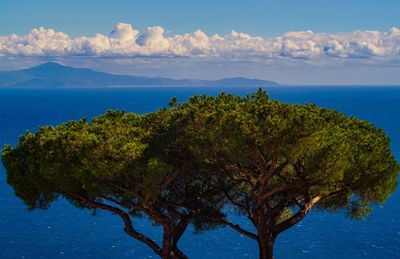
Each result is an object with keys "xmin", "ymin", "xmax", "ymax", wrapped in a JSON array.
[
  {"xmin": 0, "ymin": 23, "xmax": 399, "ymax": 64},
  {"xmin": 109, "ymin": 23, "xmax": 139, "ymax": 42}
]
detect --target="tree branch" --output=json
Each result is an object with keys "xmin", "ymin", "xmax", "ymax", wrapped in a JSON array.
[
  {"xmin": 273, "ymin": 195, "xmax": 321, "ymax": 235},
  {"xmin": 275, "ymin": 160, "xmax": 289, "ymax": 175},
  {"xmin": 222, "ymin": 187, "xmax": 250, "ymax": 213},
  {"xmin": 160, "ymin": 170, "xmax": 181, "ymax": 190},
  {"xmin": 107, "ymin": 182, "xmax": 145, "ymax": 200},
  {"xmin": 75, "ymin": 194, "xmax": 162, "ymax": 256},
  {"xmin": 260, "ymin": 184, "xmax": 296, "ymax": 203},
  {"xmin": 217, "ymin": 218, "xmax": 257, "ymax": 240},
  {"xmin": 265, "ymin": 152, "xmax": 277, "ymax": 179}
]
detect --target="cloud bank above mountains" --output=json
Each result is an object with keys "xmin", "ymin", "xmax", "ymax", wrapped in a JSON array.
[{"xmin": 1, "ymin": 23, "xmax": 399, "ymax": 65}]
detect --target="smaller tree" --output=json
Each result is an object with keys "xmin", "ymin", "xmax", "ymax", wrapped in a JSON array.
[
  {"xmin": 171, "ymin": 89, "xmax": 399, "ymax": 259},
  {"xmin": 2, "ymin": 110, "xmax": 224, "ymax": 259}
]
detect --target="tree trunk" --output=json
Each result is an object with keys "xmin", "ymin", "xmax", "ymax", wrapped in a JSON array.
[
  {"xmin": 161, "ymin": 247, "xmax": 186, "ymax": 259},
  {"xmin": 161, "ymin": 226, "xmax": 188, "ymax": 259},
  {"xmin": 172, "ymin": 246, "xmax": 188, "ymax": 259},
  {"xmin": 160, "ymin": 244, "xmax": 187, "ymax": 259},
  {"xmin": 258, "ymin": 234, "xmax": 275, "ymax": 259}
]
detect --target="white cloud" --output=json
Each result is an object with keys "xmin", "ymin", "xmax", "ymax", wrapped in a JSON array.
[
  {"xmin": 0, "ymin": 23, "xmax": 399, "ymax": 64},
  {"xmin": 109, "ymin": 23, "xmax": 139, "ymax": 42},
  {"xmin": 136, "ymin": 26, "xmax": 170, "ymax": 54}
]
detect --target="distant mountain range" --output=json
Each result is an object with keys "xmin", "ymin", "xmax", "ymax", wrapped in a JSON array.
[{"xmin": 0, "ymin": 62, "xmax": 281, "ymax": 88}]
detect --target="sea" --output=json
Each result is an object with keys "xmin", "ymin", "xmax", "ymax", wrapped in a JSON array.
[{"xmin": 0, "ymin": 86, "xmax": 399, "ymax": 259}]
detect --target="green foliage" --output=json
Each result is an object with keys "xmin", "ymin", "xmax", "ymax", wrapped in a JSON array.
[
  {"xmin": 1, "ymin": 88, "xmax": 398, "ymax": 246},
  {"xmin": 1, "ymin": 107, "xmax": 225, "ymax": 230},
  {"xmin": 2, "ymin": 110, "xmax": 147, "ymax": 209},
  {"xmin": 167, "ymin": 88, "xmax": 399, "ymax": 219}
]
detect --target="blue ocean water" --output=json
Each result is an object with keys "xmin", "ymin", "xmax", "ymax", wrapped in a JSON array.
[{"xmin": 0, "ymin": 86, "xmax": 399, "ymax": 259}]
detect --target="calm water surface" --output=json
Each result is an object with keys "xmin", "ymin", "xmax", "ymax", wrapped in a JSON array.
[{"xmin": 1, "ymin": 86, "xmax": 399, "ymax": 258}]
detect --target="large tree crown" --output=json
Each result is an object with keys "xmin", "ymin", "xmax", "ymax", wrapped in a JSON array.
[
  {"xmin": 167, "ymin": 89, "xmax": 399, "ymax": 219},
  {"xmin": 2, "ymin": 89, "xmax": 398, "ymax": 221}
]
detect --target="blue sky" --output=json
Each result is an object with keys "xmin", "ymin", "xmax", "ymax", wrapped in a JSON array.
[
  {"xmin": 1, "ymin": 0, "xmax": 399, "ymax": 85},
  {"xmin": 2, "ymin": 0, "xmax": 399, "ymax": 37}
]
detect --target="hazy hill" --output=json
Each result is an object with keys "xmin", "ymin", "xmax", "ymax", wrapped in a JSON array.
[{"xmin": 0, "ymin": 62, "xmax": 281, "ymax": 88}]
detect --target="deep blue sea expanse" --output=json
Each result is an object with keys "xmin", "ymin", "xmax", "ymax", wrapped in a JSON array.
[{"xmin": 1, "ymin": 86, "xmax": 400, "ymax": 259}]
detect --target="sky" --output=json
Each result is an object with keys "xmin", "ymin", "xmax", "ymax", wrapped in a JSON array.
[{"xmin": 0, "ymin": 0, "xmax": 399, "ymax": 85}]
